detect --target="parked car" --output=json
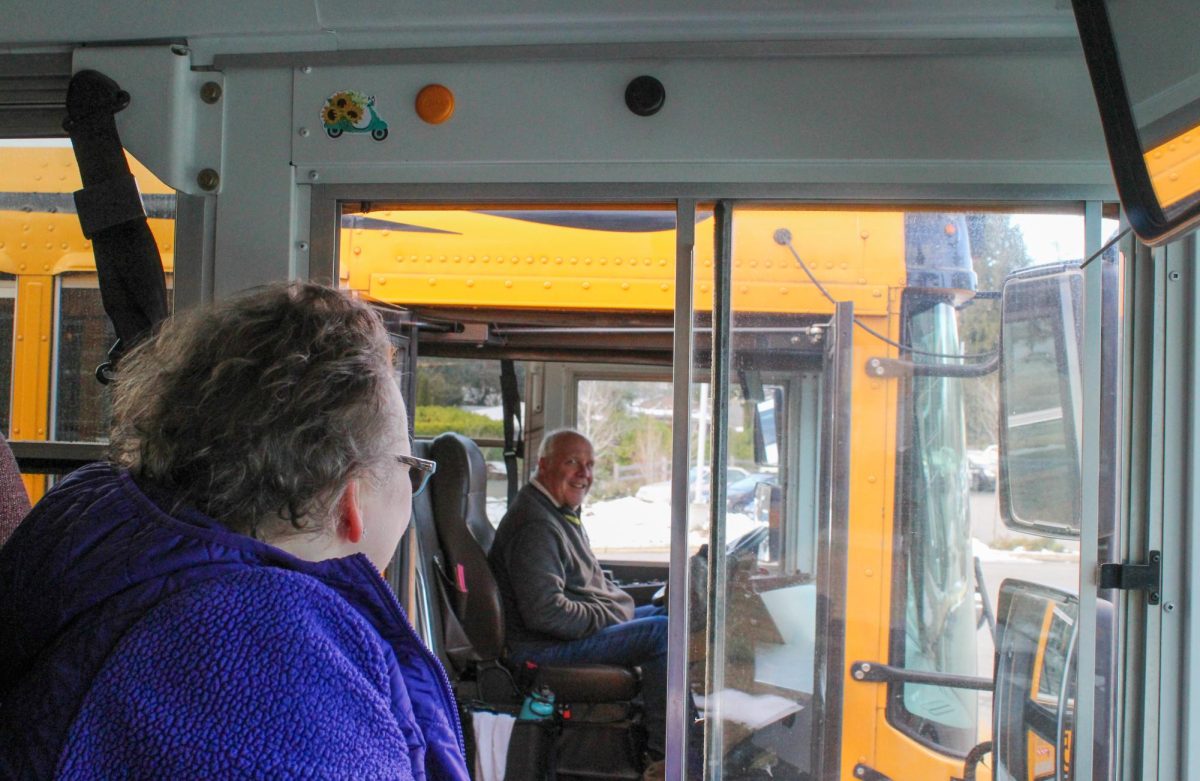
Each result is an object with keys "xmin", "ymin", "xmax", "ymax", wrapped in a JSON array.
[
  {"xmin": 967, "ymin": 445, "xmax": 998, "ymax": 491},
  {"xmin": 635, "ymin": 465, "xmax": 751, "ymax": 504},
  {"xmin": 726, "ymin": 472, "xmax": 778, "ymax": 512}
]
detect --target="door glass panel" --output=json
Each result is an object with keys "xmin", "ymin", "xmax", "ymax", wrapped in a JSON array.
[{"xmin": 697, "ymin": 206, "xmax": 1102, "ymax": 781}]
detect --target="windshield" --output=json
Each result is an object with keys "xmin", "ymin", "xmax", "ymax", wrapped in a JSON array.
[{"xmin": 897, "ymin": 297, "xmax": 978, "ymax": 750}]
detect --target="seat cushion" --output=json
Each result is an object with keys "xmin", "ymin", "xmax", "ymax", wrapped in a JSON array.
[{"xmin": 532, "ymin": 663, "xmax": 639, "ymax": 703}]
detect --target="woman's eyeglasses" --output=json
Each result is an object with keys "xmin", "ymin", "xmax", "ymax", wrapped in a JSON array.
[{"xmin": 396, "ymin": 454, "xmax": 437, "ymax": 496}]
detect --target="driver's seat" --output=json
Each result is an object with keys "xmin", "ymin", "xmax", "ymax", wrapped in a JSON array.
[{"xmin": 426, "ymin": 432, "xmax": 639, "ymax": 703}]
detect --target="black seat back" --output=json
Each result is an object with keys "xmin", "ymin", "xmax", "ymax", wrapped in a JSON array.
[{"xmin": 428, "ymin": 432, "xmax": 505, "ymax": 661}]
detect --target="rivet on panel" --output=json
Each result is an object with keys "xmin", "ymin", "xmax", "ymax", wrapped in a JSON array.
[
  {"xmin": 621, "ymin": 282, "xmax": 630, "ymax": 290},
  {"xmin": 582, "ymin": 281, "xmax": 591, "ymax": 289},
  {"xmin": 544, "ymin": 281, "xmax": 552, "ymax": 289},
  {"xmin": 505, "ymin": 280, "xmax": 513, "ymax": 288},
  {"xmin": 466, "ymin": 280, "xmax": 475, "ymax": 287},
  {"xmin": 867, "ymin": 475, "xmax": 877, "ymax": 483},
  {"xmin": 200, "ymin": 82, "xmax": 222, "ymax": 104},
  {"xmin": 873, "ymin": 289, "xmax": 882, "ymax": 297},
  {"xmin": 660, "ymin": 283, "xmax": 669, "ymax": 291},
  {"xmin": 353, "ymin": 247, "xmax": 362, "ymax": 255},
  {"xmin": 865, "ymin": 568, "xmax": 874, "ymax": 578},
  {"xmin": 428, "ymin": 278, "xmax": 437, "ymax": 286}
]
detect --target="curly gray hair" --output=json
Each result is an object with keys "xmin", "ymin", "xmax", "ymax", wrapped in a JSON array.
[{"xmin": 110, "ymin": 281, "xmax": 395, "ymax": 539}]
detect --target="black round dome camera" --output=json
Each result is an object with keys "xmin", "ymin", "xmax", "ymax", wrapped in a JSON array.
[{"xmin": 625, "ymin": 75, "xmax": 665, "ymax": 117}]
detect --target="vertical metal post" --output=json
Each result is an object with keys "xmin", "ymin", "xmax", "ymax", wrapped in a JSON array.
[
  {"xmin": 1073, "ymin": 200, "xmax": 1103, "ymax": 781},
  {"xmin": 666, "ymin": 199, "xmax": 696, "ymax": 781},
  {"xmin": 703, "ymin": 201, "xmax": 733, "ymax": 778}
]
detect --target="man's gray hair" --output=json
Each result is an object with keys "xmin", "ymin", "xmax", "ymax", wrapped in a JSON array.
[
  {"xmin": 110, "ymin": 281, "xmax": 395, "ymax": 540},
  {"xmin": 535, "ymin": 428, "xmax": 592, "ymax": 468}
]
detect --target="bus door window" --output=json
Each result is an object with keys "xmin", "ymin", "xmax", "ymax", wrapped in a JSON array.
[{"xmin": 889, "ymin": 211, "xmax": 1104, "ymax": 764}]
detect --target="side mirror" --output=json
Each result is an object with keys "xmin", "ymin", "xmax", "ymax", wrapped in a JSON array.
[
  {"xmin": 1071, "ymin": 1, "xmax": 1200, "ymax": 244},
  {"xmin": 992, "ymin": 580, "xmax": 1078, "ymax": 781},
  {"xmin": 998, "ymin": 264, "xmax": 1084, "ymax": 538},
  {"xmin": 753, "ymin": 386, "xmax": 783, "ymax": 467}
]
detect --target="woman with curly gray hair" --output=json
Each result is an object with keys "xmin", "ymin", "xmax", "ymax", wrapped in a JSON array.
[{"xmin": 0, "ymin": 282, "xmax": 468, "ymax": 781}]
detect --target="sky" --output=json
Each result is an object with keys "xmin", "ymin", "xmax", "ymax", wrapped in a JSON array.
[{"xmin": 1010, "ymin": 213, "xmax": 1123, "ymax": 265}]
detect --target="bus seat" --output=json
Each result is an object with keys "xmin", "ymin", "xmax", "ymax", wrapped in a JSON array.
[
  {"xmin": 0, "ymin": 434, "xmax": 31, "ymax": 547},
  {"xmin": 428, "ymin": 432, "xmax": 637, "ymax": 703},
  {"xmin": 429, "ymin": 431, "xmax": 495, "ymax": 554}
]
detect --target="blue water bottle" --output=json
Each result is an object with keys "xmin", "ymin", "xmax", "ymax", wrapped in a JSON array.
[
  {"xmin": 519, "ymin": 686, "xmax": 555, "ymax": 720},
  {"xmin": 507, "ymin": 686, "xmax": 558, "ymax": 780}
]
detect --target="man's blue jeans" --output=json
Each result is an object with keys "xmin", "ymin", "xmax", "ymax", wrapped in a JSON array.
[{"xmin": 509, "ymin": 605, "xmax": 669, "ymax": 755}]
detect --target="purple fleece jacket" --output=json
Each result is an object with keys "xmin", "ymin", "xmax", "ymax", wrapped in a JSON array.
[{"xmin": 0, "ymin": 463, "xmax": 468, "ymax": 780}]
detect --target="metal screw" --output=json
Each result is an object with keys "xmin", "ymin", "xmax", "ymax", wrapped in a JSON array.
[
  {"xmin": 196, "ymin": 169, "xmax": 220, "ymax": 191},
  {"xmin": 171, "ymin": 44, "xmax": 189, "ymax": 57},
  {"xmin": 199, "ymin": 82, "xmax": 222, "ymax": 104},
  {"xmin": 301, "ymin": 66, "xmax": 312, "ymax": 74},
  {"xmin": 308, "ymin": 170, "xmax": 320, "ymax": 181},
  {"xmin": 297, "ymin": 241, "xmax": 309, "ymax": 251},
  {"xmin": 298, "ymin": 127, "xmax": 310, "ymax": 137},
  {"xmin": 1170, "ymin": 271, "xmax": 1182, "ymax": 282},
  {"xmin": 1164, "ymin": 602, "xmax": 1176, "ymax": 613}
]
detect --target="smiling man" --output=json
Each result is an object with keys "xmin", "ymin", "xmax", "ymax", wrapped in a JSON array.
[{"xmin": 488, "ymin": 428, "xmax": 669, "ymax": 760}]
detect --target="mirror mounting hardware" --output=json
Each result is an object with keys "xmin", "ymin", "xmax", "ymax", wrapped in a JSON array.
[
  {"xmin": 1099, "ymin": 550, "xmax": 1162, "ymax": 604},
  {"xmin": 865, "ymin": 355, "xmax": 998, "ymax": 379},
  {"xmin": 849, "ymin": 660, "xmax": 993, "ymax": 691},
  {"xmin": 852, "ymin": 765, "xmax": 893, "ymax": 781}
]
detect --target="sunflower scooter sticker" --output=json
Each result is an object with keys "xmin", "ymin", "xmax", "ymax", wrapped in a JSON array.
[{"xmin": 321, "ymin": 91, "xmax": 389, "ymax": 140}]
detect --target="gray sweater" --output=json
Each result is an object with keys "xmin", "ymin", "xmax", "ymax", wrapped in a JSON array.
[{"xmin": 489, "ymin": 483, "xmax": 635, "ymax": 646}]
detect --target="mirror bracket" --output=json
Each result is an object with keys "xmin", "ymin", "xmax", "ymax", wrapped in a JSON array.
[
  {"xmin": 850, "ymin": 764, "xmax": 894, "ymax": 781},
  {"xmin": 1099, "ymin": 550, "xmax": 1161, "ymax": 604},
  {"xmin": 864, "ymin": 355, "xmax": 998, "ymax": 379}
]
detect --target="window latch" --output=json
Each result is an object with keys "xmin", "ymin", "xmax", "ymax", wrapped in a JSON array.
[{"xmin": 1099, "ymin": 550, "xmax": 1161, "ymax": 604}]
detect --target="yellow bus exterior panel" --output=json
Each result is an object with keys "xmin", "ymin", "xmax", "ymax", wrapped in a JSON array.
[
  {"xmin": 346, "ymin": 209, "xmax": 908, "ymax": 317},
  {"xmin": 1145, "ymin": 120, "xmax": 1200, "ymax": 209},
  {"xmin": 368, "ymin": 272, "xmax": 893, "ymax": 317},
  {"xmin": 11, "ymin": 276, "xmax": 53, "ymax": 499}
]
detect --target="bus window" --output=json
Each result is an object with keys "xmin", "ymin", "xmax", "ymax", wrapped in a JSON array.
[
  {"xmin": 572, "ymin": 377, "xmax": 673, "ymax": 561},
  {"xmin": 52, "ymin": 274, "xmax": 175, "ymax": 443},
  {"xmin": 414, "ymin": 355, "xmax": 519, "ymax": 525},
  {"xmin": 52, "ymin": 275, "xmax": 115, "ymax": 441},
  {"xmin": 0, "ymin": 140, "xmax": 175, "ymax": 497}
]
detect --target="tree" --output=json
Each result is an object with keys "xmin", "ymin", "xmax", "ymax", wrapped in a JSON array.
[{"xmin": 960, "ymin": 214, "xmax": 1033, "ymax": 446}]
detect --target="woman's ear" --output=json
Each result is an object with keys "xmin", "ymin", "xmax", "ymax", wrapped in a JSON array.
[{"xmin": 337, "ymin": 480, "xmax": 365, "ymax": 545}]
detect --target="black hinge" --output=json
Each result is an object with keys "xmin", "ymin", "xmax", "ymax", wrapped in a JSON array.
[
  {"xmin": 852, "ymin": 765, "xmax": 894, "ymax": 781},
  {"xmin": 1099, "ymin": 550, "xmax": 1161, "ymax": 604}
]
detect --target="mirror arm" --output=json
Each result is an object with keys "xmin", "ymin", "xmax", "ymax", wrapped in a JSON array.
[
  {"xmin": 849, "ymin": 660, "xmax": 993, "ymax": 691},
  {"xmin": 864, "ymin": 354, "xmax": 998, "ymax": 379}
]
